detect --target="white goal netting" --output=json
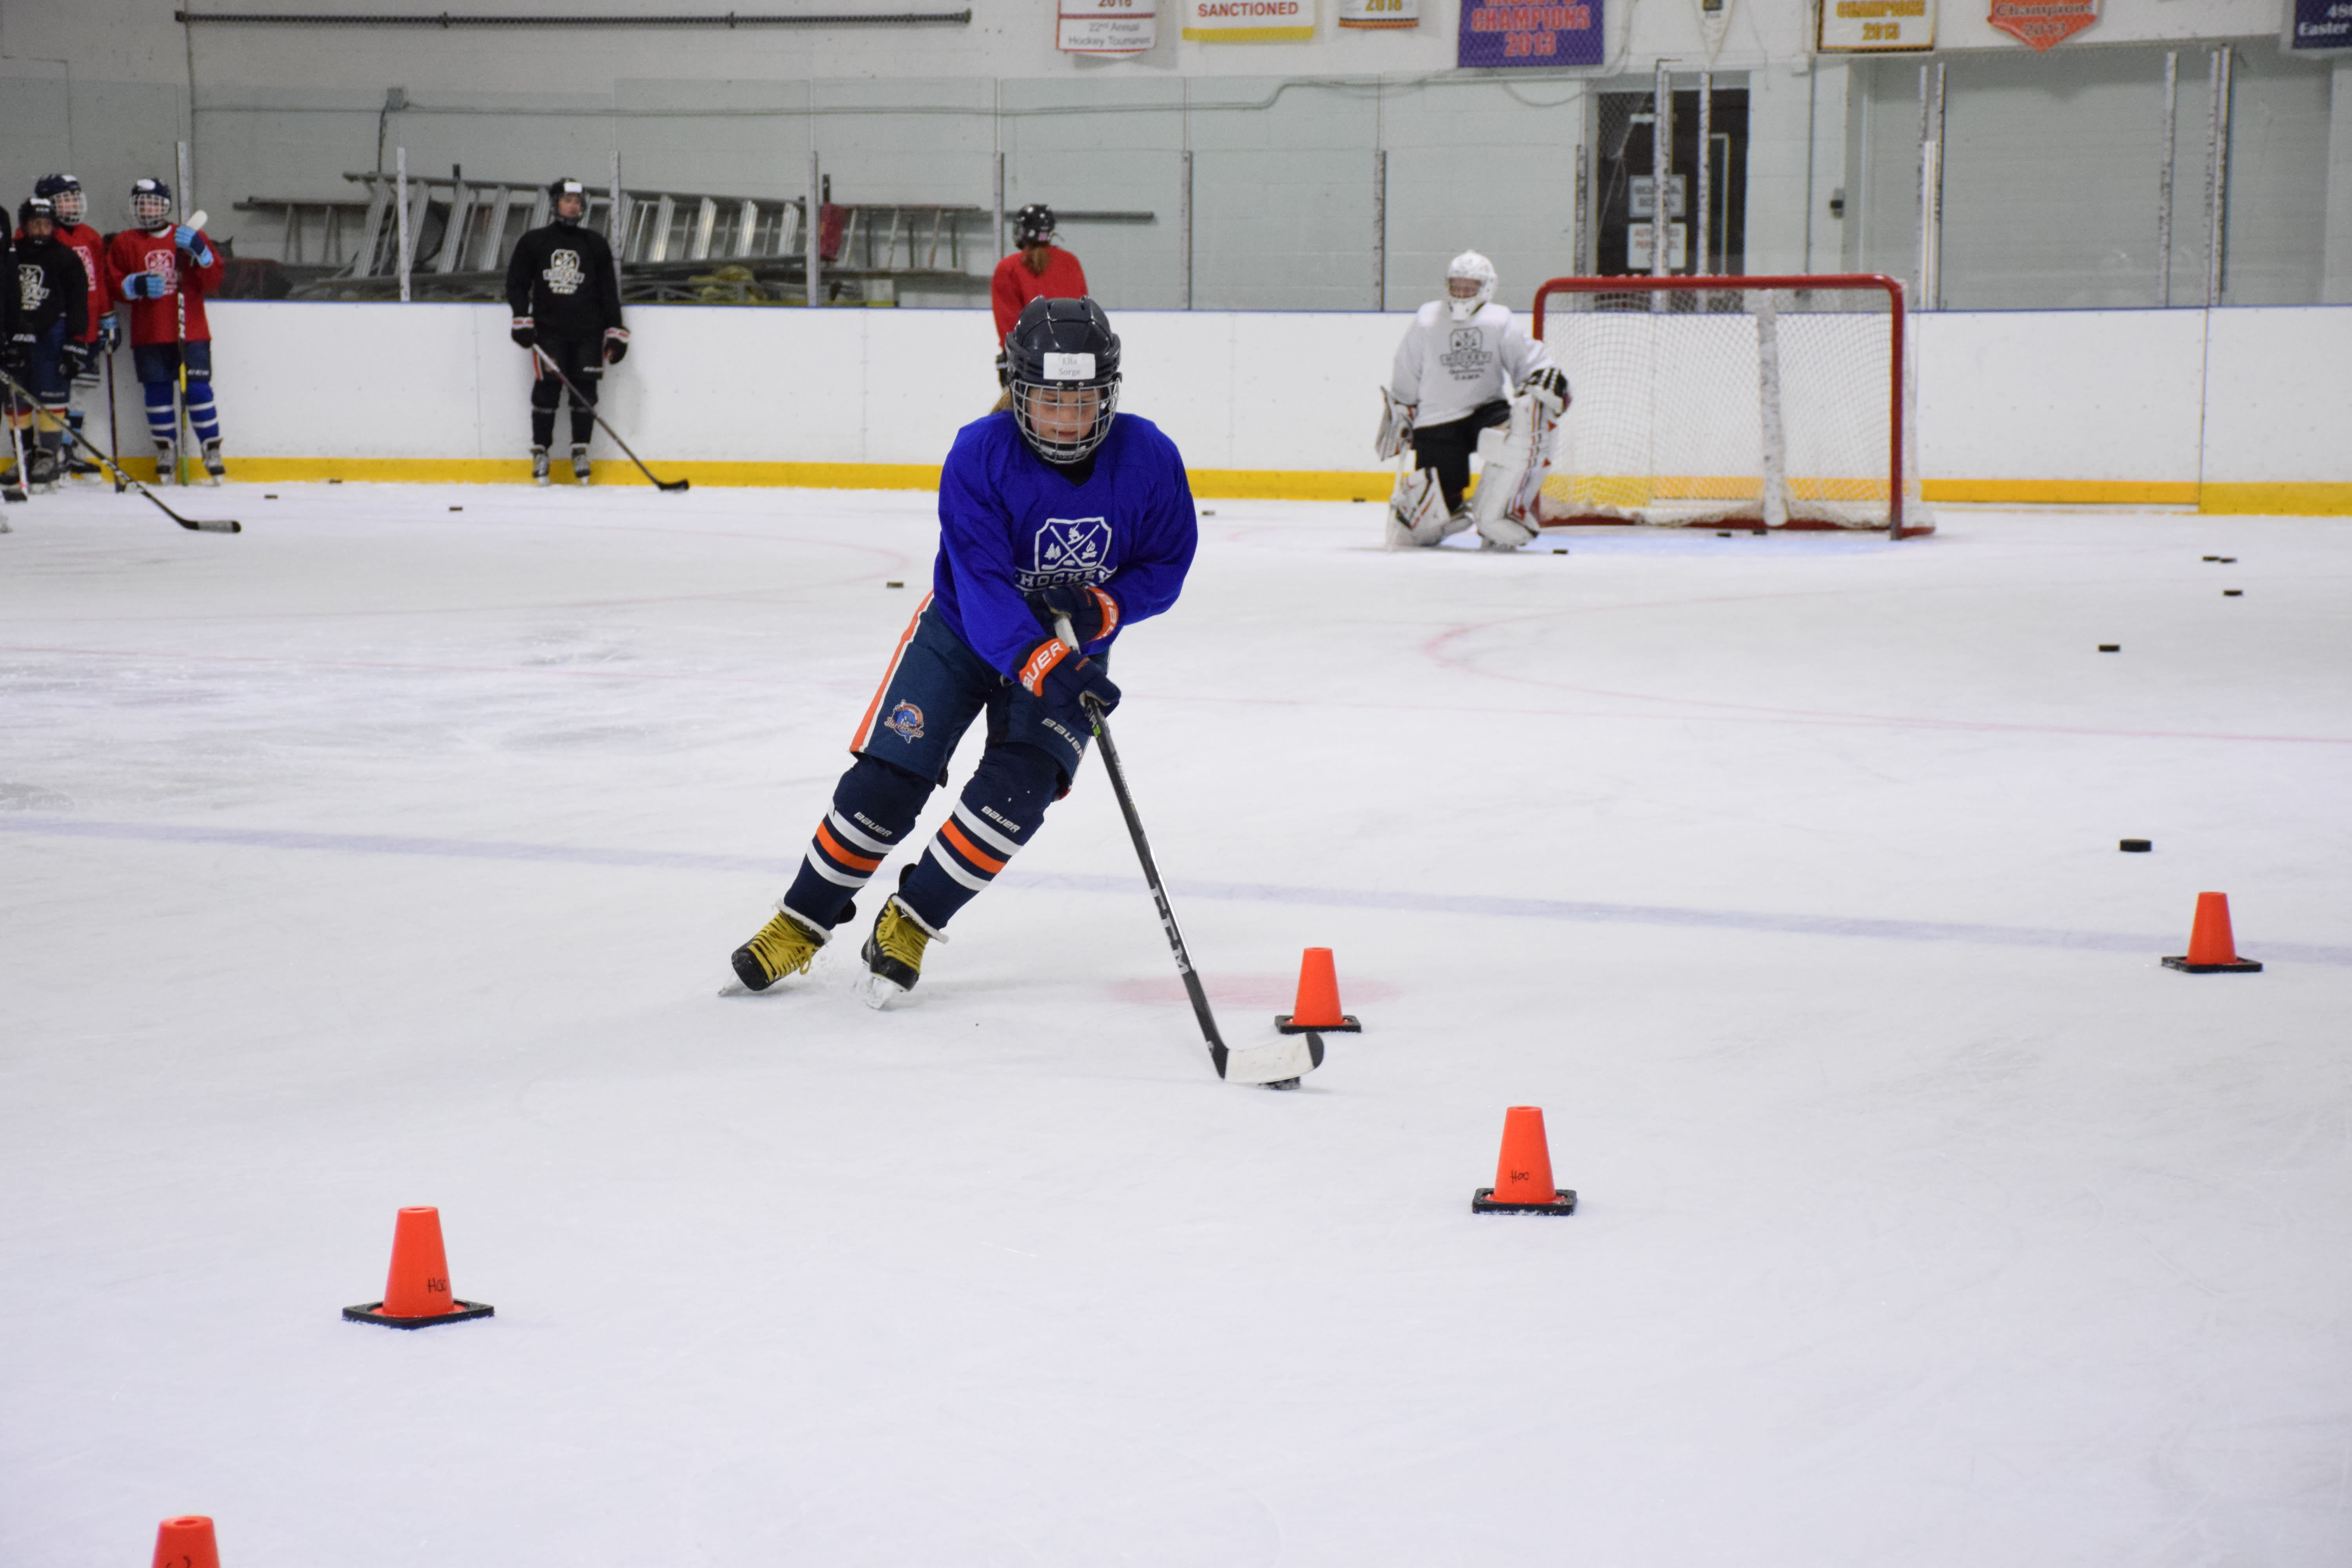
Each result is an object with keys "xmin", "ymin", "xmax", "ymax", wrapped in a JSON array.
[{"xmin": 1533, "ymin": 280, "xmax": 1929, "ymax": 533}]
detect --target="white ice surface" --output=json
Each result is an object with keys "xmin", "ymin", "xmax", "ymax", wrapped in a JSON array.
[{"xmin": 3, "ymin": 482, "xmax": 2349, "ymax": 1566}]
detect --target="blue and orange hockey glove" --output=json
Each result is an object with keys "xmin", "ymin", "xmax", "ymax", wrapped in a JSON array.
[
  {"xmin": 1024, "ymin": 583, "xmax": 1120, "ymax": 648},
  {"xmin": 1015, "ymin": 634, "xmax": 1121, "ymax": 729}
]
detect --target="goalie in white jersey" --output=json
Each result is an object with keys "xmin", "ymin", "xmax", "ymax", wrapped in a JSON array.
[{"xmin": 1377, "ymin": 251, "xmax": 1570, "ymax": 550}]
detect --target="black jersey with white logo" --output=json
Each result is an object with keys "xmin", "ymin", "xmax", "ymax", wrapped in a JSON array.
[
  {"xmin": 14, "ymin": 234, "xmax": 89, "ymax": 341},
  {"xmin": 505, "ymin": 222, "xmax": 622, "ymax": 342}
]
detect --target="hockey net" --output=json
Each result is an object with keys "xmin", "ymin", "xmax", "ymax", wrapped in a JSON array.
[{"xmin": 1530, "ymin": 275, "xmax": 1931, "ymax": 536}]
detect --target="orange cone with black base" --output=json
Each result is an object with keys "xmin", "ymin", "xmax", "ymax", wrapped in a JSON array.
[
  {"xmin": 152, "ymin": 1515, "xmax": 220, "ymax": 1568},
  {"xmin": 1274, "ymin": 947, "xmax": 1361, "ymax": 1034},
  {"xmin": 1472, "ymin": 1106, "xmax": 1576, "ymax": 1215},
  {"xmin": 2162, "ymin": 891, "xmax": 2263, "ymax": 973},
  {"xmin": 343, "ymin": 1206, "xmax": 494, "ymax": 1328}
]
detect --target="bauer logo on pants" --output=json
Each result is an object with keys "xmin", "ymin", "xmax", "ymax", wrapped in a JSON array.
[
  {"xmin": 1021, "ymin": 517, "xmax": 1112, "ymax": 590},
  {"xmin": 543, "ymin": 249, "xmax": 585, "ymax": 294}
]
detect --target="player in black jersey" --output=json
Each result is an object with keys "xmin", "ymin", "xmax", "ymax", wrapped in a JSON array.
[
  {"xmin": 504, "ymin": 177, "xmax": 627, "ymax": 485},
  {"xmin": 7, "ymin": 196, "xmax": 91, "ymax": 493}
]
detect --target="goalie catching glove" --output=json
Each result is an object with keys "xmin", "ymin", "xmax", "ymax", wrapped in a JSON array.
[{"xmin": 1015, "ymin": 633, "xmax": 1121, "ymax": 732}]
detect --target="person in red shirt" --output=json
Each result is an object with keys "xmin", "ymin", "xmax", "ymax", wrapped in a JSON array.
[
  {"xmin": 989, "ymin": 205, "xmax": 1087, "ymax": 386},
  {"xmin": 30, "ymin": 176, "xmax": 114, "ymax": 477},
  {"xmin": 102, "ymin": 177, "xmax": 228, "ymax": 483}
]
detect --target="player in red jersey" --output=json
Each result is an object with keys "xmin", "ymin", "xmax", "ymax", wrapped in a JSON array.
[
  {"xmin": 30, "ymin": 176, "xmax": 113, "ymax": 477},
  {"xmin": 989, "ymin": 205, "xmax": 1087, "ymax": 385},
  {"xmin": 102, "ymin": 177, "xmax": 228, "ymax": 483}
]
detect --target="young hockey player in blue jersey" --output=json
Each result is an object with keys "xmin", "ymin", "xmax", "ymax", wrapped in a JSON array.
[{"xmin": 729, "ymin": 296, "xmax": 1199, "ymax": 1007}]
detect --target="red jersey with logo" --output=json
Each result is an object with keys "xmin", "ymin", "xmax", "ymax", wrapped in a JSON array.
[
  {"xmin": 15, "ymin": 222, "xmax": 107, "ymax": 343},
  {"xmin": 990, "ymin": 247, "xmax": 1089, "ymax": 344},
  {"xmin": 103, "ymin": 225, "xmax": 226, "ymax": 345}
]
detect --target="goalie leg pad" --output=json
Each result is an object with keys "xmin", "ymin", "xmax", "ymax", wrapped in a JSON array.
[
  {"xmin": 1471, "ymin": 399, "xmax": 1555, "ymax": 551},
  {"xmin": 1387, "ymin": 466, "xmax": 1448, "ymax": 548}
]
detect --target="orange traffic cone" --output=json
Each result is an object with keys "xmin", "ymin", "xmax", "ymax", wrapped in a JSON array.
[
  {"xmin": 152, "ymin": 1516, "xmax": 220, "ymax": 1568},
  {"xmin": 2162, "ymin": 891, "xmax": 2263, "ymax": 973},
  {"xmin": 1472, "ymin": 1106, "xmax": 1577, "ymax": 1215},
  {"xmin": 343, "ymin": 1206, "xmax": 495, "ymax": 1328},
  {"xmin": 1274, "ymin": 947, "xmax": 1361, "ymax": 1034}
]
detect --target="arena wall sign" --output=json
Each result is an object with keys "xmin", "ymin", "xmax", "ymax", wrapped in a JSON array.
[
  {"xmin": 1179, "ymin": 0, "xmax": 1314, "ymax": 39},
  {"xmin": 1455, "ymin": 0, "xmax": 1601, "ymax": 65},
  {"xmin": 1816, "ymin": 0, "xmax": 1935, "ymax": 51},
  {"xmin": 1985, "ymin": 0, "xmax": 2098, "ymax": 50}
]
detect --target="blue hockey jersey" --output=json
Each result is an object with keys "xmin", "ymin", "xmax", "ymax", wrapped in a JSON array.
[{"xmin": 931, "ymin": 410, "xmax": 1199, "ymax": 677}]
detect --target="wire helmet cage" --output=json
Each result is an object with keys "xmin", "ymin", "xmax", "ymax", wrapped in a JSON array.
[{"xmin": 1005, "ymin": 295, "xmax": 1122, "ymax": 465}]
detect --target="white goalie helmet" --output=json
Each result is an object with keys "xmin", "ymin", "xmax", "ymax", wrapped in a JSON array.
[{"xmin": 1445, "ymin": 250, "xmax": 1497, "ymax": 322}]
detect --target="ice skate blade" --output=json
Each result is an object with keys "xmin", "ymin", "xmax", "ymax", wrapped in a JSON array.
[
  {"xmin": 718, "ymin": 977, "xmax": 793, "ymax": 998},
  {"xmin": 1222, "ymin": 1031, "xmax": 1322, "ymax": 1087},
  {"xmin": 858, "ymin": 970, "xmax": 908, "ymax": 1010}
]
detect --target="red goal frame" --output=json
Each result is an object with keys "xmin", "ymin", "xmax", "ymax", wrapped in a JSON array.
[{"xmin": 1530, "ymin": 274, "xmax": 1928, "ymax": 539}]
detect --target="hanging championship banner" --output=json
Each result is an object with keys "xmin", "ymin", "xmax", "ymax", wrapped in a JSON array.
[
  {"xmin": 1060, "ymin": 0, "xmax": 1156, "ymax": 52},
  {"xmin": 1339, "ymin": 0, "xmax": 1417, "ymax": 27},
  {"xmin": 1816, "ymin": 0, "xmax": 1934, "ymax": 49},
  {"xmin": 1455, "ymin": 0, "xmax": 1602, "ymax": 65},
  {"xmin": 1986, "ymin": 0, "xmax": 2096, "ymax": 49},
  {"xmin": 1181, "ymin": 0, "xmax": 1314, "ymax": 39}
]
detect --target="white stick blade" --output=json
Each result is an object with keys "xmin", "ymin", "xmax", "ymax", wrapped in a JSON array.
[{"xmin": 1222, "ymin": 1033, "xmax": 1321, "ymax": 1087}]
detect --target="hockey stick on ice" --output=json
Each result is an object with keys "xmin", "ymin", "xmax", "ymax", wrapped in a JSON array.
[
  {"xmin": 531, "ymin": 344, "xmax": 689, "ymax": 492},
  {"xmin": 1055, "ymin": 614, "xmax": 1322, "ymax": 1090},
  {"xmin": 0, "ymin": 365, "xmax": 240, "ymax": 532}
]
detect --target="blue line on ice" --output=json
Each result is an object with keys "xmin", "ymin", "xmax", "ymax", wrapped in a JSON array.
[{"xmin": 9, "ymin": 813, "xmax": 2346, "ymax": 967}]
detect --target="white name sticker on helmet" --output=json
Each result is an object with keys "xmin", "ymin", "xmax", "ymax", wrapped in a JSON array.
[{"xmin": 1042, "ymin": 352, "xmax": 1096, "ymax": 381}]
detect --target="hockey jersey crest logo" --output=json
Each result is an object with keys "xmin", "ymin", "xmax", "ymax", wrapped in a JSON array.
[
  {"xmin": 1020, "ymin": 517, "xmax": 1112, "ymax": 590},
  {"xmin": 883, "ymin": 701, "xmax": 926, "ymax": 741},
  {"xmin": 18, "ymin": 265, "xmax": 47, "ymax": 311},
  {"xmin": 144, "ymin": 247, "xmax": 178, "ymax": 289},
  {"xmin": 543, "ymin": 249, "xmax": 586, "ymax": 295},
  {"xmin": 1440, "ymin": 326, "xmax": 1492, "ymax": 379}
]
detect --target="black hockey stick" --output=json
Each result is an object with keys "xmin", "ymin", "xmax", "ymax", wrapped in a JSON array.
[
  {"xmin": 531, "ymin": 345, "xmax": 689, "ymax": 492},
  {"xmin": 1055, "ymin": 615, "xmax": 1321, "ymax": 1090},
  {"xmin": 0, "ymin": 366, "xmax": 240, "ymax": 532}
]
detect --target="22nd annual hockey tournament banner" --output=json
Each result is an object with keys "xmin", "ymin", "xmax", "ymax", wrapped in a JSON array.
[
  {"xmin": 1456, "ymin": 0, "xmax": 1602, "ymax": 65},
  {"xmin": 1181, "ymin": 0, "xmax": 1314, "ymax": 40},
  {"xmin": 1060, "ymin": 0, "xmax": 1156, "ymax": 52}
]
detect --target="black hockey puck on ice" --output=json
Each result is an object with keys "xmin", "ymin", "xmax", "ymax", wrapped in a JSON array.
[
  {"xmin": 1552, "ymin": 548, "xmax": 1568, "ymax": 555},
  {"xmin": 2224, "ymin": 589, "xmax": 2243, "ymax": 596},
  {"xmin": 449, "ymin": 506, "xmax": 463, "ymax": 512},
  {"xmin": 2120, "ymin": 838, "xmax": 2151, "ymax": 852},
  {"xmin": 2098, "ymin": 644, "xmax": 2120, "ymax": 652},
  {"xmin": 1717, "ymin": 531, "xmax": 1732, "ymax": 537},
  {"xmin": 886, "ymin": 581, "xmax": 904, "ymax": 588}
]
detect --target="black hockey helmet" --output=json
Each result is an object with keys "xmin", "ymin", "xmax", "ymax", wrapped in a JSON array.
[
  {"xmin": 549, "ymin": 177, "xmax": 588, "ymax": 223},
  {"xmin": 1004, "ymin": 295, "xmax": 1121, "ymax": 464},
  {"xmin": 1014, "ymin": 203, "xmax": 1055, "ymax": 247},
  {"xmin": 131, "ymin": 176, "xmax": 174, "ymax": 228},
  {"xmin": 19, "ymin": 195, "xmax": 57, "ymax": 234}
]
